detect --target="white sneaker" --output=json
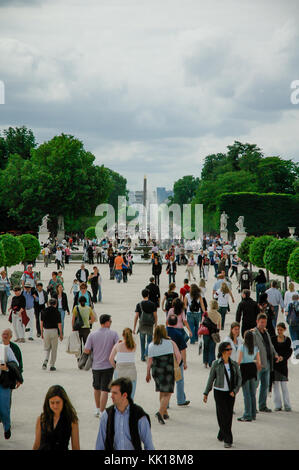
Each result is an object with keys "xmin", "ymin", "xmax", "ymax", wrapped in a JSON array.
[
  {"xmin": 99, "ymin": 411, "xmax": 103, "ymax": 419},
  {"xmin": 94, "ymin": 409, "xmax": 100, "ymax": 418}
]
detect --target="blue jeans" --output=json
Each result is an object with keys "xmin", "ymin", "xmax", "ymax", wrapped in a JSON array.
[
  {"xmin": 0, "ymin": 385, "xmax": 11, "ymax": 432},
  {"xmin": 214, "ymin": 264, "xmax": 218, "ymax": 277},
  {"xmin": 203, "ymin": 335, "xmax": 216, "ymax": 366},
  {"xmin": 272, "ymin": 306, "xmax": 279, "ymax": 329},
  {"xmin": 168, "ymin": 273, "xmax": 175, "ymax": 284},
  {"xmin": 219, "ymin": 307, "xmax": 228, "ymax": 330},
  {"xmin": 139, "ymin": 333, "xmax": 152, "ymax": 361},
  {"xmin": 289, "ymin": 325, "xmax": 299, "ymax": 356},
  {"xmin": 115, "ymin": 270, "xmax": 122, "ymax": 283},
  {"xmin": 256, "ymin": 360, "xmax": 270, "ymax": 410},
  {"xmin": 98, "ymin": 285, "xmax": 102, "ymax": 302},
  {"xmin": 242, "ymin": 378, "xmax": 256, "ymax": 420},
  {"xmin": 176, "ymin": 363, "xmax": 186, "ymax": 404},
  {"xmin": 58, "ymin": 308, "xmax": 65, "ymax": 334},
  {"xmin": 256, "ymin": 283, "xmax": 266, "ymax": 302},
  {"xmin": 187, "ymin": 311, "xmax": 201, "ymax": 344}
]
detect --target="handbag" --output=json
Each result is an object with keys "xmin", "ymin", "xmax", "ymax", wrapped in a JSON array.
[
  {"xmin": 66, "ymin": 331, "xmax": 81, "ymax": 354},
  {"xmin": 211, "ymin": 332, "xmax": 220, "ymax": 343},
  {"xmin": 198, "ymin": 312, "xmax": 209, "ymax": 336},
  {"xmin": 73, "ymin": 306, "xmax": 84, "ymax": 331},
  {"xmin": 173, "ymin": 356, "xmax": 182, "ymax": 382}
]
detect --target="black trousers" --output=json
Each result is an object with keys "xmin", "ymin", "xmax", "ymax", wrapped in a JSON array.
[
  {"xmin": 34, "ymin": 303, "xmax": 46, "ymax": 335},
  {"xmin": 230, "ymin": 266, "xmax": 238, "ymax": 278},
  {"xmin": 213, "ymin": 389, "xmax": 235, "ymax": 444},
  {"xmin": 91, "ymin": 284, "xmax": 98, "ymax": 303},
  {"xmin": 154, "ymin": 274, "xmax": 160, "ymax": 286},
  {"xmin": 79, "ymin": 327, "xmax": 91, "ymax": 354}
]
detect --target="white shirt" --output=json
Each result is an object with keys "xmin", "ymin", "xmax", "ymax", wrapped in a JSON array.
[
  {"xmin": 284, "ymin": 290, "xmax": 298, "ymax": 310},
  {"xmin": 38, "ymin": 290, "xmax": 45, "ymax": 305},
  {"xmin": 55, "ymin": 250, "xmax": 62, "ymax": 261},
  {"xmin": 214, "ymin": 363, "xmax": 231, "ymax": 392},
  {"xmin": 80, "ymin": 270, "xmax": 87, "ymax": 282},
  {"xmin": 216, "ymin": 290, "xmax": 229, "ymax": 307}
]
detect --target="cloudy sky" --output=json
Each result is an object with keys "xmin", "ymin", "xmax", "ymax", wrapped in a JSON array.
[{"xmin": 0, "ymin": 0, "xmax": 299, "ymax": 191}]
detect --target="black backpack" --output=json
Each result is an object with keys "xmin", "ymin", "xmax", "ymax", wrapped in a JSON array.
[
  {"xmin": 190, "ymin": 298, "xmax": 200, "ymax": 313},
  {"xmin": 139, "ymin": 302, "xmax": 155, "ymax": 327},
  {"xmin": 165, "ymin": 294, "xmax": 175, "ymax": 312},
  {"xmin": 241, "ymin": 269, "xmax": 250, "ymax": 282}
]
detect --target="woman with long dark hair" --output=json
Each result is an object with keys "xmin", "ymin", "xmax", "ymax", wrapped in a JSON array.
[
  {"xmin": 33, "ymin": 385, "xmax": 80, "ymax": 450},
  {"xmin": 255, "ymin": 269, "xmax": 267, "ymax": 302},
  {"xmin": 184, "ymin": 284, "xmax": 205, "ymax": 345},
  {"xmin": 166, "ymin": 298, "xmax": 192, "ymax": 342},
  {"xmin": 237, "ymin": 330, "xmax": 261, "ymax": 422},
  {"xmin": 203, "ymin": 342, "xmax": 242, "ymax": 448}
]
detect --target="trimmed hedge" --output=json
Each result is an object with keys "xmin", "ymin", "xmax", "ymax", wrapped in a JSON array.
[
  {"xmin": 84, "ymin": 226, "xmax": 96, "ymax": 239},
  {"xmin": 238, "ymin": 236, "xmax": 255, "ymax": 262},
  {"xmin": 18, "ymin": 234, "xmax": 41, "ymax": 262},
  {"xmin": 287, "ymin": 247, "xmax": 299, "ymax": 283},
  {"xmin": 0, "ymin": 234, "xmax": 25, "ymax": 267},
  {"xmin": 0, "ymin": 242, "xmax": 5, "ymax": 268},
  {"xmin": 264, "ymin": 238, "xmax": 298, "ymax": 277},
  {"xmin": 249, "ymin": 235, "xmax": 275, "ymax": 268},
  {"xmin": 218, "ymin": 192, "xmax": 299, "ymax": 235}
]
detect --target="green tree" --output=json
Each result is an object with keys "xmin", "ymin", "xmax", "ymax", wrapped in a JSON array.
[
  {"xmin": 0, "ymin": 242, "xmax": 6, "ymax": 268},
  {"xmin": 256, "ymin": 157, "xmax": 299, "ymax": 194},
  {"xmin": 264, "ymin": 238, "xmax": 298, "ymax": 289},
  {"xmin": 249, "ymin": 236, "xmax": 275, "ymax": 268},
  {"xmin": 227, "ymin": 141, "xmax": 263, "ymax": 172},
  {"xmin": 238, "ymin": 236, "xmax": 256, "ymax": 263},
  {"xmin": 201, "ymin": 153, "xmax": 227, "ymax": 181},
  {"xmin": 0, "ymin": 234, "xmax": 25, "ymax": 268},
  {"xmin": 18, "ymin": 234, "xmax": 41, "ymax": 262},
  {"xmin": 169, "ymin": 175, "xmax": 200, "ymax": 207},
  {"xmin": 0, "ymin": 134, "xmax": 113, "ymax": 230},
  {"xmin": 0, "ymin": 126, "xmax": 36, "ymax": 169},
  {"xmin": 85, "ymin": 227, "xmax": 96, "ymax": 239},
  {"xmin": 287, "ymin": 247, "xmax": 299, "ymax": 283}
]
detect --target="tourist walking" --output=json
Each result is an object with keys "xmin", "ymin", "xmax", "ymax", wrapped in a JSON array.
[
  {"xmin": 33, "ymin": 282, "xmax": 48, "ymax": 338},
  {"xmin": 46, "ymin": 272, "xmax": 62, "ymax": 298},
  {"xmin": 9, "ymin": 287, "xmax": 26, "ymax": 343},
  {"xmin": 84, "ymin": 314, "xmax": 119, "ymax": 418},
  {"xmin": 95, "ymin": 377, "xmax": 154, "ymax": 450},
  {"xmin": 42, "ymin": 245, "xmax": 50, "ymax": 267},
  {"xmin": 284, "ymin": 283, "xmax": 298, "ymax": 314},
  {"xmin": 286, "ymin": 294, "xmax": 299, "ymax": 359},
  {"xmin": 88, "ymin": 266, "xmax": 102, "ymax": 303},
  {"xmin": 0, "ymin": 270, "xmax": 10, "ymax": 316},
  {"xmin": 33, "ymin": 385, "xmax": 80, "ymax": 450},
  {"xmin": 201, "ymin": 300, "xmax": 221, "ymax": 368},
  {"xmin": 72, "ymin": 296, "xmax": 95, "ymax": 353},
  {"xmin": 271, "ymin": 323, "xmax": 292, "ymax": 411},
  {"xmin": 223, "ymin": 322, "xmax": 243, "ymax": 362},
  {"xmin": 202, "ymin": 253, "xmax": 210, "ymax": 280},
  {"xmin": 55, "ymin": 247, "xmax": 63, "ymax": 270},
  {"xmin": 162, "ymin": 283, "xmax": 179, "ymax": 316},
  {"xmin": 238, "ymin": 263, "xmax": 252, "ymax": 293},
  {"xmin": 252, "ymin": 313, "xmax": 282, "ymax": 412},
  {"xmin": 230, "ymin": 255, "xmax": 239, "ymax": 279},
  {"xmin": 145, "ymin": 277, "xmax": 160, "ymax": 311},
  {"xmin": 166, "ymin": 256, "xmax": 177, "ymax": 284},
  {"xmin": 179, "ymin": 278, "xmax": 190, "ymax": 301},
  {"xmin": 70, "ymin": 279, "xmax": 80, "ymax": 300},
  {"xmin": 203, "ymin": 341, "xmax": 242, "ymax": 448},
  {"xmin": 236, "ymin": 290, "xmax": 260, "ymax": 337},
  {"xmin": 215, "ymin": 282, "xmax": 235, "ymax": 330},
  {"xmin": 254, "ymin": 269, "xmax": 267, "ymax": 302},
  {"xmin": 109, "ymin": 328, "xmax": 137, "ymax": 399},
  {"xmin": 237, "ymin": 330, "xmax": 261, "ymax": 422},
  {"xmin": 75, "ymin": 264, "xmax": 89, "ymax": 284},
  {"xmin": 73, "ymin": 282, "xmax": 94, "ymax": 309},
  {"xmin": 1, "ymin": 328, "xmax": 23, "ymax": 379},
  {"xmin": 146, "ymin": 325, "xmax": 181, "ymax": 425},
  {"xmin": 167, "ymin": 298, "xmax": 192, "ymax": 342},
  {"xmin": 53, "ymin": 284, "xmax": 70, "ymax": 335},
  {"xmin": 186, "ymin": 254, "xmax": 196, "ymax": 281},
  {"xmin": 258, "ymin": 293, "xmax": 276, "ymax": 338},
  {"xmin": 0, "ymin": 344, "xmax": 23, "ymax": 440},
  {"xmin": 184, "ymin": 284, "xmax": 205, "ymax": 344},
  {"xmin": 133, "ymin": 289, "xmax": 157, "ymax": 362},
  {"xmin": 114, "ymin": 252, "xmax": 124, "ymax": 283},
  {"xmin": 166, "ymin": 314, "xmax": 190, "ymax": 406},
  {"xmin": 152, "ymin": 256, "xmax": 162, "ymax": 286},
  {"xmin": 197, "ymin": 250, "xmax": 204, "ymax": 278},
  {"xmin": 21, "ymin": 264, "xmax": 37, "ymax": 289},
  {"xmin": 266, "ymin": 281, "xmax": 284, "ymax": 328},
  {"xmin": 40, "ymin": 298, "xmax": 63, "ymax": 371}
]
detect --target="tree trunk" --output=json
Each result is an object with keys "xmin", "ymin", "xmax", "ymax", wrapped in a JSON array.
[
  {"xmin": 266, "ymin": 269, "xmax": 269, "ymax": 283},
  {"xmin": 284, "ymin": 276, "xmax": 288, "ymax": 292}
]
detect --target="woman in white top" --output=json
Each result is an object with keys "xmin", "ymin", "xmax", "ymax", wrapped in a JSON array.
[
  {"xmin": 186, "ymin": 255, "xmax": 196, "ymax": 281},
  {"xmin": 215, "ymin": 282, "xmax": 234, "ymax": 330},
  {"xmin": 109, "ymin": 328, "xmax": 137, "ymax": 399},
  {"xmin": 223, "ymin": 322, "xmax": 243, "ymax": 362},
  {"xmin": 284, "ymin": 283, "xmax": 298, "ymax": 315}
]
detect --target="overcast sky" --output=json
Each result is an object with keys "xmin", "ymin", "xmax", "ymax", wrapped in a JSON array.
[{"xmin": 0, "ymin": 0, "xmax": 299, "ymax": 191}]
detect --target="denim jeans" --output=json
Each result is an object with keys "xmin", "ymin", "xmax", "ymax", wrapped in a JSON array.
[
  {"xmin": 168, "ymin": 273, "xmax": 176, "ymax": 284},
  {"xmin": 203, "ymin": 335, "xmax": 216, "ymax": 366},
  {"xmin": 0, "ymin": 385, "xmax": 12, "ymax": 432},
  {"xmin": 272, "ymin": 306, "xmax": 279, "ymax": 329},
  {"xmin": 0, "ymin": 291, "xmax": 8, "ymax": 315},
  {"xmin": 58, "ymin": 308, "xmax": 65, "ymax": 334},
  {"xmin": 256, "ymin": 283, "xmax": 266, "ymax": 302},
  {"xmin": 256, "ymin": 360, "xmax": 270, "ymax": 410},
  {"xmin": 139, "ymin": 333, "xmax": 152, "ymax": 361},
  {"xmin": 176, "ymin": 363, "xmax": 186, "ymax": 404},
  {"xmin": 115, "ymin": 269, "xmax": 122, "ymax": 283},
  {"xmin": 242, "ymin": 378, "xmax": 256, "ymax": 420},
  {"xmin": 219, "ymin": 306, "xmax": 228, "ymax": 330},
  {"xmin": 98, "ymin": 285, "xmax": 102, "ymax": 302},
  {"xmin": 289, "ymin": 325, "xmax": 299, "ymax": 356},
  {"xmin": 187, "ymin": 311, "xmax": 201, "ymax": 344},
  {"xmin": 214, "ymin": 264, "xmax": 218, "ymax": 277}
]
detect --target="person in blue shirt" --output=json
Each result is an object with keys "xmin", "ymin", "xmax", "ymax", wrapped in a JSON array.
[
  {"xmin": 95, "ymin": 377, "xmax": 154, "ymax": 450},
  {"xmin": 22, "ymin": 284, "xmax": 36, "ymax": 340}
]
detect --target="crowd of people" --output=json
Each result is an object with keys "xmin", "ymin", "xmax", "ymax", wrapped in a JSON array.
[{"xmin": 0, "ymin": 234, "xmax": 298, "ymax": 450}]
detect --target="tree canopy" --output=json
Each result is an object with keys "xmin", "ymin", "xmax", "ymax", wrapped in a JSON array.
[
  {"xmin": 0, "ymin": 234, "xmax": 25, "ymax": 267},
  {"xmin": 0, "ymin": 126, "xmax": 36, "ymax": 170}
]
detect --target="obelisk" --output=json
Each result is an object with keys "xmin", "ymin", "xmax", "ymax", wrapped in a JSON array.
[
  {"xmin": 143, "ymin": 175, "xmax": 147, "ymax": 208},
  {"xmin": 142, "ymin": 175, "xmax": 147, "ymax": 240}
]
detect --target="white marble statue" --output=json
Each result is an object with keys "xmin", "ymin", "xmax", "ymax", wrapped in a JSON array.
[
  {"xmin": 39, "ymin": 214, "xmax": 49, "ymax": 232},
  {"xmin": 220, "ymin": 211, "xmax": 228, "ymax": 231},
  {"xmin": 235, "ymin": 216, "xmax": 245, "ymax": 233}
]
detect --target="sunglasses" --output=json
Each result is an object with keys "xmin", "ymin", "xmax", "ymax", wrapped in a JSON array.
[{"xmin": 224, "ymin": 348, "xmax": 232, "ymax": 351}]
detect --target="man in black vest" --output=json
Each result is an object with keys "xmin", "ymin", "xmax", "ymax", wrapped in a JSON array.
[{"xmin": 95, "ymin": 378, "xmax": 154, "ymax": 450}]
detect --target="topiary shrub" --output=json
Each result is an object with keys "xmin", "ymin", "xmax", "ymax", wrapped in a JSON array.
[
  {"xmin": 264, "ymin": 238, "xmax": 298, "ymax": 277},
  {"xmin": 0, "ymin": 242, "xmax": 5, "ymax": 268},
  {"xmin": 18, "ymin": 234, "xmax": 41, "ymax": 262},
  {"xmin": 249, "ymin": 235, "xmax": 275, "ymax": 268},
  {"xmin": 0, "ymin": 234, "xmax": 25, "ymax": 267},
  {"xmin": 84, "ymin": 226, "xmax": 96, "ymax": 240},
  {"xmin": 238, "ymin": 236, "xmax": 255, "ymax": 263},
  {"xmin": 287, "ymin": 246, "xmax": 299, "ymax": 283}
]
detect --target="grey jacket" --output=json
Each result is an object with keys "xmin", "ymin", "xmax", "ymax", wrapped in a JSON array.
[
  {"xmin": 252, "ymin": 327, "xmax": 277, "ymax": 370},
  {"xmin": 204, "ymin": 358, "xmax": 242, "ymax": 396}
]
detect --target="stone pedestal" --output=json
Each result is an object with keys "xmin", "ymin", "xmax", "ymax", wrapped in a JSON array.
[
  {"xmin": 235, "ymin": 231, "xmax": 247, "ymax": 248},
  {"xmin": 220, "ymin": 229, "xmax": 228, "ymax": 242},
  {"xmin": 38, "ymin": 231, "xmax": 50, "ymax": 246}
]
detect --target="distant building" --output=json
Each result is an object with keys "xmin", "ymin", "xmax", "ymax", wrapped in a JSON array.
[{"xmin": 156, "ymin": 187, "xmax": 173, "ymax": 205}]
